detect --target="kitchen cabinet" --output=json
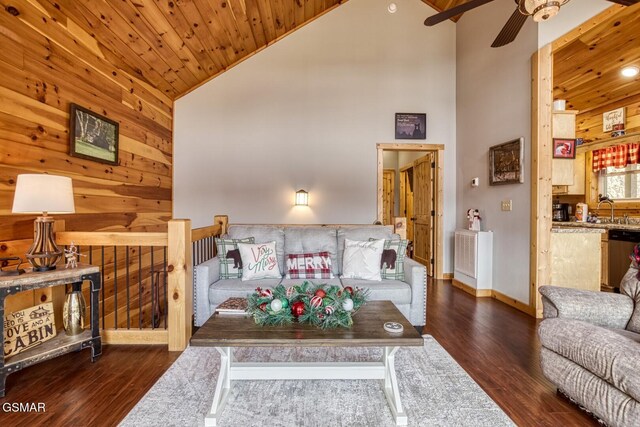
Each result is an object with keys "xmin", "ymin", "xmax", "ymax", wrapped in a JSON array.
[
  {"xmin": 550, "ymin": 228, "xmax": 602, "ymax": 293},
  {"xmin": 552, "ymin": 110, "xmax": 579, "ymax": 188}
]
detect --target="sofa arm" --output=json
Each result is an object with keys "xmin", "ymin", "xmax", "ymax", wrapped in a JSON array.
[
  {"xmin": 539, "ymin": 285, "xmax": 634, "ymax": 329},
  {"xmin": 404, "ymin": 257, "xmax": 426, "ymax": 325},
  {"xmin": 194, "ymin": 256, "xmax": 220, "ymax": 326}
]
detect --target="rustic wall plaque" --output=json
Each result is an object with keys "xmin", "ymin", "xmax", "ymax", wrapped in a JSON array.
[{"xmin": 3, "ymin": 303, "xmax": 56, "ymax": 359}]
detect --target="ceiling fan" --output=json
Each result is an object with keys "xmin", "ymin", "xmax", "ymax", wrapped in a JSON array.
[{"xmin": 424, "ymin": 0, "xmax": 639, "ymax": 48}]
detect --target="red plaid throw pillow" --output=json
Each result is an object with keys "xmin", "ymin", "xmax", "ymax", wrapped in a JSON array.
[{"xmin": 286, "ymin": 252, "xmax": 334, "ymax": 279}]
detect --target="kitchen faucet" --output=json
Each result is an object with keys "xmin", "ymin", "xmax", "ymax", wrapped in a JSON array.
[{"xmin": 597, "ymin": 194, "xmax": 615, "ymax": 222}]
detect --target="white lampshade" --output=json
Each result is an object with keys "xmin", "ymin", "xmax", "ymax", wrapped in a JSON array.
[
  {"xmin": 295, "ymin": 189, "xmax": 309, "ymax": 206},
  {"xmin": 12, "ymin": 174, "xmax": 75, "ymax": 214}
]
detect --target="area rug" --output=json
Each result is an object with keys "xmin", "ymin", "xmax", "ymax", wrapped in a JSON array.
[{"xmin": 119, "ymin": 335, "xmax": 513, "ymax": 426}]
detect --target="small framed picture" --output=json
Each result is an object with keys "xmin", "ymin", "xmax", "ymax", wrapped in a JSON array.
[
  {"xmin": 552, "ymin": 138, "xmax": 576, "ymax": 159},
  {"xmin": 69, "ymin": 103, "xmax": 119, "ymax": 165},
  {"xmin": 395, "ymin": 113, "xmax": 426, "ymax": 140},
  {"xmin": 489, "ymin": 137, "xmax": 524, "ymax": 185},
  {"xmin": 603, "ymin": 107, "xmax": 625, "ymax": 132}
]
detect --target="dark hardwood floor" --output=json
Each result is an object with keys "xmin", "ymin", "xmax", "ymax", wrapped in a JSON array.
[
  {"xmin": 424, "ymin": 279, "xmax": 597, "ymax": 427},
  {"xmin": 0, "ymin": 280, "xmax": 595, "ymax": 426}
]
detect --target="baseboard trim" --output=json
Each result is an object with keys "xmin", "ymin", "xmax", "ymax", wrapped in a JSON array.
[
  {"xmin": 451, "ymin": 280, "xmax": 534, "ymax": 316},
  {"xmin": 491, "ymin": 290, "xmax": 535, "ymax": 316},
  {"xmin": 451, "ymin": 279, "xmax": 492, "ymax": 297},
  {"xmin": 442, "ymin": 273, "xmax": 453, "ymax": 280}
]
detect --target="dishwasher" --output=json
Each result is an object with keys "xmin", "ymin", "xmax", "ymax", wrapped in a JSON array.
[{"xmin": 608, "ymin": 229, "xmax": 640, "ymax": 291}]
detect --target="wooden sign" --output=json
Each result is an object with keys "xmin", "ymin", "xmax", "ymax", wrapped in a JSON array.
[
  {"xmin": 3, "ymin": 303, "xmax": 56, "ymax": 359},
  {"xmin": 603, "ymin": 107, "xmax": 625, "ymax": 132}
]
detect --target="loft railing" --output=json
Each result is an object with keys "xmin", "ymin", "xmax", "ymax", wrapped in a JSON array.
[{"xmin": 191, "ymin": 215, "xmax": 228, "ymax": 267}]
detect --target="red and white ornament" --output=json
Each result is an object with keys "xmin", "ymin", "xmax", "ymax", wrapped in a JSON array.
[
  {"xmin": 324, "ymin": 305, "xmax": 335, "ymax": 315},
  {"xmin": 286, "ymin": 286, "xmax": 296, "ymax": 297},
  {"xmin": 260, "ymin": 288, "xmax": 273, "ymax": 299},
  {"xmin": 310, "ymin": 295, "xmax": 323, "ymax": 308},
  {"xmin": 343, "ymin": 286, "xmax": 354, "ymax": 296}
]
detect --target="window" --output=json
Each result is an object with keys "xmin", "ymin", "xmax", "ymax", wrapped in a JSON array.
[{"xmin": 599, "ymin": 164, "xmax": 640, "ymax": 200}]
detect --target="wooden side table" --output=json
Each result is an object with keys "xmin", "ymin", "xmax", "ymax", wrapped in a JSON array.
[{"xmin": 0, "ymin": 264, "xmax": 101, "ymax": 396}]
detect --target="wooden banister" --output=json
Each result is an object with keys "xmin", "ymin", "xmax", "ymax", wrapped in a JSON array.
[
  {"xmin": 191, "ymin": 224, "xmax": 222, "ymax": 242},
  {"xmin": 167, "ymin": 219, "xmax": 192, "ymax": 351},
  {"xmin": 56, "ymin": 232, "xmax": 168, "ymax": 247}
]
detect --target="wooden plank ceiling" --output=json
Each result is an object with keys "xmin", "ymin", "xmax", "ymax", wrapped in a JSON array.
[
  {"xmin": 3, "ymin": 0, "xmax": 457, "ymax": 101},
  {"xmin": 553, "ymin": 3, "xmax": 640, "ymax": 142},
  {"xmin": 553, "ymin": 4, "xmax": 640, "ymax": 114}
]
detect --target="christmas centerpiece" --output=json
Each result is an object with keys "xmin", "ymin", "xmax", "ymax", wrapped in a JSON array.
[{"xmin": 247, "ymin": 282, "xmax": 369, "ymax": 329}]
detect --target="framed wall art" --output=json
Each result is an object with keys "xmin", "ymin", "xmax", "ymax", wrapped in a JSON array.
[
  {"xmin": 602, "ymin": 107, "xmax": 625, "ymax": 132},
  {"xmin": 552, "ymin": 138, "xmax": 576, "ymax": 159},
  {"xmin": 395, "ymin": 113, "xmax": 426, "ymax": 140},
  {"xmin": 489, "ymin": 137, "xmax": 524, "ymax": 185},
  {"xmin": 69, "ymin": 103, "xmax": 119, "ymax": 165}
]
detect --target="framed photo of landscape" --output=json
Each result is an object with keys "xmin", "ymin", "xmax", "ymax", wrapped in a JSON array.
[
  {"xmin": 69, "ymin": 103, "xmax": 119, "ymax": 165},
  {"xmin": 489, "ymin": 137, "xmax": 524, "ymax": 185},
  {"xmin": 395, "ymin": 113, "xmax": 426, "ymax": 140}
]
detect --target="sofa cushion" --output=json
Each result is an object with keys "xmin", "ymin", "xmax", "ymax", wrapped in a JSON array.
[
  {"xmin": 337, "ymin": 226, "xmax": 397, "ymax": 274},
  {"xmin": 228, "ymin": 225, "xmax": 285, "ymax": 272},
  {"xmin": 342, "ymin": 239, "xmax": 384, "ymax": 281},
  {"xmin": 611, "ymin": 328, "xmax": 640, "ymax": 344},
  {"xmin": 285, "ymin": 252, "xmax": 334, "ymax": 279},
  {"xmin": 620, "ymin": 262, "xmax": 640, "ymax": 334},
  {"xmin": 371, "ymin": 238, "xmax": 408, "ymax": 280},
  {"xmin": 209, "ymin": 278, "xmax": 282, "ymax": 306},
  {"xmin": 215, "ymin": 237, "xmax": 255, "ymax": 279},
  {"xmin": 340, "ymin": 278, "xmax": 411, "ymax": 305},
  {"xmin": 280, "ymin": 277, "xmax": 343, "ymax": 288},
  {"xmin": 284, "ymin": 227, "xmax": 339, "ymax": 276},
  {"xmin": 539, "ymin": 318, "xmax": 640, "ymax": 403},
  {"xmin": 237, "ymin": 241, "xmax": 281, "ymax": 280}
]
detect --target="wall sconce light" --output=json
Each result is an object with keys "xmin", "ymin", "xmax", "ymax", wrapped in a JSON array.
[
  {"xmin": 295, "ymin": 189, "xmax": 309, "ymax": 206},
  {"xmin": 12, "ymin": 174, "xmax": 75, "ymax": 271}
]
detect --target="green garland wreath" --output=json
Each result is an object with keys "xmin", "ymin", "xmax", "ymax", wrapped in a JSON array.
[{"xmin": 246, "ymin": 281, "xmax": 369, "ymax": 329}]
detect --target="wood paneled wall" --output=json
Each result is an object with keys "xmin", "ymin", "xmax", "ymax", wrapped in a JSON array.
[
  {"xmin": 0, "ymin": 2, "xmax": 173, "ymax": 244},
  {"xmin": 576, "ymin": 95, "xmax": 640, "ymax": 142}
]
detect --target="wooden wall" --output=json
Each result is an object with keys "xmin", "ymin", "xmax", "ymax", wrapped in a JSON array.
[
  {"xmin": 576, "ymin": 95, "xmax": 640, "ymax": 142},
  {"xmin": 0, "ymin": 3, "xmax": 173, "ymax": 240},
  {"xmin": 0, "ymin": 3, "xmax": 172, "ymax": 314}
]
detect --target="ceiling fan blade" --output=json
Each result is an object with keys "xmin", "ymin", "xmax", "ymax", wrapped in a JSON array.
[
  {"xmin": 424, "ymin": 0, "xmax": 496, "ymax": 26},
  {"xmin": 491, "ymin": 8, "xmax": 528, "ymax": 48},
  {"xmin": 606, "ymin": 0, "xmax": 639, "ymax": 5}
]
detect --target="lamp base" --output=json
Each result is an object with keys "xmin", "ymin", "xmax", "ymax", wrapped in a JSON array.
[{"xmin": 26, "ymin": 215, "xmax": 62, "ymax": 272}]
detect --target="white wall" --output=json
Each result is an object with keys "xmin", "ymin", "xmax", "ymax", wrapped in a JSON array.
[
  {"xmin": 174, "ymin": 0, "xmax": 457, "ymax": 272},
  {"xmin": 537, "ymin": 0, "xmax": 611, "ymax": 47},
  {"xmin": 456, "ymin": 1, "xmax": 538, "ymax": 304}
]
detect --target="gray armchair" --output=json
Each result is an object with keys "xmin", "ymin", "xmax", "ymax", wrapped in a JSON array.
[{"xmin": 538, "ymin": 265, "xmax": 640, "ymax": 427}]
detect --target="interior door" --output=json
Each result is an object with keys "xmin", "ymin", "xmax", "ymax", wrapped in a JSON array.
[
  {"xmin": 400, "ymin": 167, "xmax": 414, "ymax": 244},
  {"xmin": 413, "ymin": 153, "xmax": 435, "ymax": 275},
  {"xmin": 382, "ymin": 169, "xmax": 395, "ymax": 226}
]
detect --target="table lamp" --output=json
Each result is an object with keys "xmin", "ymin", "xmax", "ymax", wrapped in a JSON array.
[{"xmin": 12, "ymin": 174, "xmax": 75, "ymax": 271}]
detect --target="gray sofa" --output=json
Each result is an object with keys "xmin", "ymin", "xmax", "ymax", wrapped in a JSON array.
[
  {"xmin": 538, "ymin": 264, "xmax": 640, "ymax": 426},
  {"xmin": 194, "ymin": 224, "xmax": 427, "ymax": 326}
]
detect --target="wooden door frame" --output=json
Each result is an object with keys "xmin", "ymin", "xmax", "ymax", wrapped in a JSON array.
[
  {"xmin": 530, "ymin": 6, "xmax": 622, "ymax": 318},
  {"xmin": 382, "ymin": 168, "xmax": 396, "ymax": 225},
  {"xmin": 376, "ymin": 143, "xmax": 445, "ymax": 279}
]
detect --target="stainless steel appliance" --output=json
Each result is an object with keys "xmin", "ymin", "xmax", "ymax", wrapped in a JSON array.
[
  {"xmin": 552, "ymin": 203, "xmax": 570, "ymax": 222},
  {"xmin": 608, "ymin": 229, "xmax": 640, "ymax": 291}
]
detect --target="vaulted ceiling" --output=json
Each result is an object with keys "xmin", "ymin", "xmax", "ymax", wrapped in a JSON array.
[
  {"xmin": 3, "ymin": 0, "xmax": 460, "ymax": 100},
  {"xmin": 553, "ymin": 3, "xmax": 640, "ymax": 113}
]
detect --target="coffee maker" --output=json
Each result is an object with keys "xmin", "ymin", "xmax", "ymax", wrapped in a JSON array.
[{"xmin": 552, "ymin": 203, "xmax": 570, "ymax": 222}]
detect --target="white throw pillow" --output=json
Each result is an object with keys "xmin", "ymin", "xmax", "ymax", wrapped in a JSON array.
[
  {"xmin": 237, "ymin": 241, "xmax": 282, "ymax": 281},
  {"xmin": 341, "ymin": 238, "xmax": 385, "ymax": 281}
]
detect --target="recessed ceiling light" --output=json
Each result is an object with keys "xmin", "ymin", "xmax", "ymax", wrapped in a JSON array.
[
  {"xmin": 388, "ymin": 3, "xmax": 397, "ymax": 13},
  {"xmin": 621, "ymin": 66, "xmax": 639, "ymax": 78}
]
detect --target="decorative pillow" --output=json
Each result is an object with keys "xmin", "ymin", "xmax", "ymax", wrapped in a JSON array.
[
  {"xmin": 286, "ymin": 252, "xmax": 334, "ymax": 279},
  {"xmin": 370, "ymin": 238, "xmax": 408, "ymax": 280},
  {"xmin": 341, "ymin": 239, "xmax": 384, "ymax": 281},
  {"xmin": 215, "ymin": 237, "xmax": 255, "ymax": 279},
  {"xmin": 237, "ymin": 241, "xmax": 282, "ymax": 281}
]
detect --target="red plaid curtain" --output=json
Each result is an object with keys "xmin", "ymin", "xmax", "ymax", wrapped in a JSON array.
[{"xmin": 592, "ymin": 143, "xmax": 640, "ymax": 172}]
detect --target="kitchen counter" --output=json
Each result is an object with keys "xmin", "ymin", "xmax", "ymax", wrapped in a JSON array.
[
  {"xmin": 553, "ymin": 221, "xmax": 640, "ymax": 231},
  {"xmin": 552, "ymin": 227, "xmax": 606, "ymax": 234}
]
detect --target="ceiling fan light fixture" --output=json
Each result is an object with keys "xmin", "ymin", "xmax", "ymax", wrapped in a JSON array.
[
  {"xmin": 621, "ymin": 66, "xmax": 639, "ymax": 78},
  {"xmin": 520, "ymin": 0, "xmax": 568, "ymax": 22},
  {"xmin": 388, "ymin": 3, "xmax": 397, "ymax": 13}
]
